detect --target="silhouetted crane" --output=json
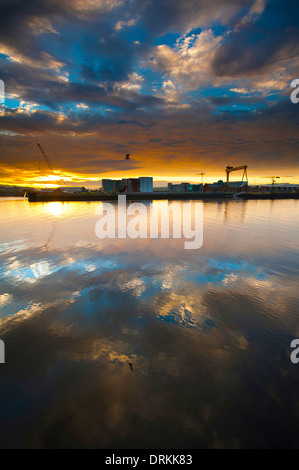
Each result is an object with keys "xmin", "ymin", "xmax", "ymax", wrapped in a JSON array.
[
  {"xmin": 36, "ymin": 143, "xmax": 67, "ymax": 186},
  {"xmin": 197, "ymin": 172, "xmax": 206, "ymax": 185},
  {"xmin": 226, "ymin": 165, "xmax": 248, "ymax": 183},
  {"xmin": 262, "ymin": 176, "xmax": 280, "ymax": 189},
  {"xmin": 37, "ymin": 143, "xmax": 55, "ymax": 173}
]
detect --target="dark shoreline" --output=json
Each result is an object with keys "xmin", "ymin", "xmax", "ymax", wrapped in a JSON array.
[
  {"xmin": 239, "ymin": 193, "xmax": 299, "ymax": 200},
  {"xmin": 25, "ymin": 191, "xmax": 299, "ymax": 203}
]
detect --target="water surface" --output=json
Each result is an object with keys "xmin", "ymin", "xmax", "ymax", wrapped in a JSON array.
[{"xmin": 0, "ymin": 198, "xmax": 298, "ymax": 449}]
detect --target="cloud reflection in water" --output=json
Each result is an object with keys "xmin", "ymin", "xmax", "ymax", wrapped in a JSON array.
[{"xmin": 0, "ymin": 199, "xmax": 298, "ymax": 449}]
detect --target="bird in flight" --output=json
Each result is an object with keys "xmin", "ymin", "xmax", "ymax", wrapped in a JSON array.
[
  {"xmin": 125, "ymin": 154, "xmax": 131, "ymax": 160},
  {"xmin": 128, "ymin": 362, "xmax": 134, "ymax": 372}
]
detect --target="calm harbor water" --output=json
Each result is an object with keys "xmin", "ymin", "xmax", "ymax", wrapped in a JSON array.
[{"xmin": 0, "ymin": 197, "xmax": 298, "ymax": 449}]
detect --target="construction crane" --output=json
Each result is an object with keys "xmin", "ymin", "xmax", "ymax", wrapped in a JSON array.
[
  {"xmin": 197, "ymin": 172, "xmax": 206, "ymax": 185},
  {"xmin": 37, "ymin": 143, "xmax": 55, "ymax": 173},
  {"xmin": 270, "ymin": 176, "xmax": 280, "ymax": 186},
  {"xmin": 36, "ymin": 143, "xmax": 66, "ymax": 186},
  {"xmin": 226, "ymin": 165, "xmax": 248, "ymax": 183},
  {"xmin": 262, "ymin": 176, "xmax": 280, "ymax": 190}
]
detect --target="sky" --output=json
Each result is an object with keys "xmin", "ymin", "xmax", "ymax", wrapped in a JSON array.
[{"xmin": 0, "ymin": 0, "xmax": 298, "ymax": 188}]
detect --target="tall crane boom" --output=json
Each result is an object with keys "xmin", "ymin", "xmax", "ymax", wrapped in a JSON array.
[
  {"xmin": 36, "ymin": 143, "xmax": 67, "ymax": 186},
  {"xmin": 37, "ymin": 143, "xmax": 55, "ymax": 173}
]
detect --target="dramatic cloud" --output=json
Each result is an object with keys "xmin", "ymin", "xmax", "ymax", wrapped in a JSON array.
[
  {"xmin": 136, "ymin": 0, "xmax": 253, "ymax": 36},
  {"xmin": 0, "ymin": 0, "xmax": 298, "ymax": 186},
  {"xmin": 151, "ymin": 30, "xmax": 223, "ymax": 93},
  {"xmin": 212, "ymin": 0, "xmax": 299, "ymax": 77}
]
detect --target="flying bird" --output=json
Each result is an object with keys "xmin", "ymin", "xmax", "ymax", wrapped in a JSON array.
[
  {"xmin": 125, "ymin": 154, "xmax": 131, "ymax": 160},
  {"xmin": 128, "ymin": 362, "xmax": 134, "ymax": 372}
]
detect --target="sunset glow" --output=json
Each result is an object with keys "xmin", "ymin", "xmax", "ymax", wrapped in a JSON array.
[
  {"xmin": 0, "ymin": 0, "xmax": 298, "ymax": 187},
  {"xmin": 0, "ymin": 0, "xmax": 298, "ymax": 451}
]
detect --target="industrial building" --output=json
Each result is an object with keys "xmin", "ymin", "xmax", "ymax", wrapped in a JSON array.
[
  {"xmin": 167, "ymin": 181, "xmax": 250, "ymax": 193},
  {"xmin": 168, "ymin": 183, "xmax": 189, "ymax": 192},
  {"xmin": 102, "ymin": 177, "xmax": 153, "ymax": 194},
  {"xmin": 58, "ymin": 187, "xmax": 88, "ymax": 194},
  {"xmin": 168, "ymin": 183, "xmax": 203, "ymax": 192},
  {"xmin": 140, "ymin": 177, "xmax": 154, "ymax": 193},
  {"xmin": 261, "ymin": 184, "xmax": 299, "ymax": 193},
  {"xmin": 102, "ymin": 179, "xmax": 126, "ymax": 193},
  {"xmin": 126, "ymin": 178, "xmax": 140, "ymax": 193},
  {"xmin": 204, "ymin": 180, "xmax": 248, "ymax": 193},
  {"xmin": 188, "ymin": 184, "xmax": 203, "ymax": 192}
]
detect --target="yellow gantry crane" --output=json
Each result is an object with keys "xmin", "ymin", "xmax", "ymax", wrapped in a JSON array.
[{"xmin": 226, "ymin": 165, "xmax": 248, "ymax": 183}]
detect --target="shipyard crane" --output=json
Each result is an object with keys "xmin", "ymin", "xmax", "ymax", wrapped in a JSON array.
[
  {"xmin": 36, "ymin": 143, "xmax": 66, "ymax": 185},
  {"xmin": 226, "ymin": 165, "xmax": 248, "ymax": 183}
]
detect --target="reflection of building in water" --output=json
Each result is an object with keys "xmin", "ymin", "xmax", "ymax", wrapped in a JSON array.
[{"xmin": 222, "ymin": 200, "xmax": 248, "ymax": 224}]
